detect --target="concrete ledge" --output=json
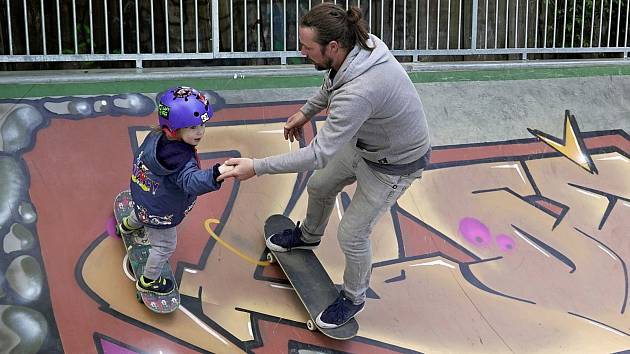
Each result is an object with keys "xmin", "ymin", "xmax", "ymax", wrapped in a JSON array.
[{"xmin": 1, "ymin": 58, "xmax": 629, "ymax": 85}]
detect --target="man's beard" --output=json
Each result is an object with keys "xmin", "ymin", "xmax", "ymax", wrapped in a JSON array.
[{"xmin": 312, "ymin": 57, "xmax": 333, "ymax": 71}]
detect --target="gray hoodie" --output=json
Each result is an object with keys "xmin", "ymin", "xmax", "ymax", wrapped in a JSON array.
[{"xmin": 253, "ymin": 34, "xmax": 431, "ymax": 176}]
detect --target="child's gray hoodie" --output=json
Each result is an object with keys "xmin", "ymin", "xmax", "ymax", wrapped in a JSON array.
[{"xmin": 253, "ymin": 34, "xmax": 431, "ymax": 176}]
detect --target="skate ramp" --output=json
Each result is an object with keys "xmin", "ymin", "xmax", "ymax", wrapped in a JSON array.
[{"xmin": 0, "ymin": 66, "xmax": 629, "ymax": 353}]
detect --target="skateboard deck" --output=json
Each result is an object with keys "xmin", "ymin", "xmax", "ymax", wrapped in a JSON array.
[
  {"xmin": 114, "ymin": 190, "xmax": 180, "ymax": 313},
  {"xmin": 263, "ymin": 214, "xmax": 359, "ymax": 340}
]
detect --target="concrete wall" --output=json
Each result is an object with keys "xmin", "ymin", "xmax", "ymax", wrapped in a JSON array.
[{"xmin": 217, "ymin": 74, "xmax": 630, "ymax": 146}]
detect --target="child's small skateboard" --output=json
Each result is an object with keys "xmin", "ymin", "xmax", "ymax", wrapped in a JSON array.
[
  {"xmin": 113, "ymin": 190, "xmax": 180, "ymax": 313},
  {"xmin": 263, "ymin": 214, "xmax": 359, "ymax": 340}
]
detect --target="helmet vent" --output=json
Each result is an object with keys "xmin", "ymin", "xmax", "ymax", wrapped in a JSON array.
[{"xmin": 194, "ymin": 112, "xmax": 200, "ymax": 117}]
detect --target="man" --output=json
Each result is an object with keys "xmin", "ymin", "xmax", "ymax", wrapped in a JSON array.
[{"xmin": 219, "ymin": 3, "xmax": 431, "ymax": 328}]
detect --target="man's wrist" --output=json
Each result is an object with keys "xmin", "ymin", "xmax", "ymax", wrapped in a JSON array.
[{"xmin": 252, "ymin": 158, "xmax": 263, "ymax": 176}]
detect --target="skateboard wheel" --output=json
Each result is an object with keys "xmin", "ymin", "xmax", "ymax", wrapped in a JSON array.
[
  {"xmin": 306, "ymin": 320, "xmax": 316, "ymax": 331},
  {"xmin": 126, "ymin": 259, "xmax": 135, "ymax": 276},
  {"xmin": 266, "ymin": 252, "xmax": 275, "ymax": 263}
]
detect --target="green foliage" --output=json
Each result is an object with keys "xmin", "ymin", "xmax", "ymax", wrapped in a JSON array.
[{"xmin": 543, "ymin": 0, "xmax": 628, "ymax": 48}]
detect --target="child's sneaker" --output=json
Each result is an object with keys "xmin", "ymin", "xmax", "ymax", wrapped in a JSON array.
[
  {"xmin": 265, "ymin": 222, "xmax": 320, "ymax": 252},
  {"xmin": 315, "ymin": 291, "xmax": 365, "ymax": 329},
  {"xmin": 116, "ymin": 216, "xmax": 142, "ymax": 236},
  {"xmin": 136, "ymin": 275, "xmax": 175, "ymax": 295}
]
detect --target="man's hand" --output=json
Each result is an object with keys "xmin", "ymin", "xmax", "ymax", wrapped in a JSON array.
[
  {"xmin": 284, "ymin": 110, "xmax": 309, "ymax": 142},
  {"xmin": 217, "ymin": 158, "xmax": 256, "ymax": 181}
]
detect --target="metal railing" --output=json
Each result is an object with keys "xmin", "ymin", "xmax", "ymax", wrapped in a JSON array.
[{"xmin": 0, "ymin": 0, "xmax": 628, "ymax": 68}]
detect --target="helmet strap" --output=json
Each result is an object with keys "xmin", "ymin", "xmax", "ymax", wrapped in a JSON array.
[{"xmin": 162, "ymin": 127, "xmax": 180, "ymax": 140}]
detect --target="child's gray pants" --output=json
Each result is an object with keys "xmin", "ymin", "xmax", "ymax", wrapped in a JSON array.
[{"xmin": 126, "ymin": 212, "xmax": 177, "ymax": 280}]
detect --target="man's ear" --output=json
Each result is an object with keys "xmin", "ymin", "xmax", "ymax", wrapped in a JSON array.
[{"xmin": 328, "ymin": 40, "xmax": 340, "ymax": 52}]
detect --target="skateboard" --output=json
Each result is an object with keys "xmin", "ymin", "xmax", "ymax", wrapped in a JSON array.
[
  {"xmin": 113, "ymin": 190, "xmax": 180, "ymax": 313},
  {"xmin": 263, "ymin": 214, "xmax": 359, "ymax": 340}
]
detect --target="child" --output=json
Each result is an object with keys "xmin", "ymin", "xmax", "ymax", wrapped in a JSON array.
[{"xmin": 117, "ymin": 86, "xmax": 223, "ymax": 295}]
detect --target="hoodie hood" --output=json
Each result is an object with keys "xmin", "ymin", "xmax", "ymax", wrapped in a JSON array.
[
  {"xmin": 139, "ymin": 131, "xmax": 178, "ymax": 176},
  {"xmin": 329, "ymin": 34, "xmax": 391, "ymax": 90}
]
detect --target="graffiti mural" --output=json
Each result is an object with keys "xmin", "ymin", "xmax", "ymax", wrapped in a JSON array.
[{"xmin": 0, "ymin": 92, "xmax": 628, "ymax": 353}]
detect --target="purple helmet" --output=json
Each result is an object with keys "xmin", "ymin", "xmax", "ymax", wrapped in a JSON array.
[{"xmin": 157, "ymin": 86, "xmax": 213, "ymax": 131}]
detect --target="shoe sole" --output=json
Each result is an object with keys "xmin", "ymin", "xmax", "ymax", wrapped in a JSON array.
[
  {"xmin": 265, "ymin": 237, "xmax": 319, "ymax": 252},
  {"xmin": 315, "ymin": 306, "xmax": 364, "ymax": 329}
]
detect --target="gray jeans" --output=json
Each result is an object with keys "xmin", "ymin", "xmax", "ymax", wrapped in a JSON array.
[
  {"xmin": 300, "ymin": 144, "xmax": 424, "ymax": 304},
  {"xmin": 126, "ymin": 211, "xmax": 177, "ymax": 280}
]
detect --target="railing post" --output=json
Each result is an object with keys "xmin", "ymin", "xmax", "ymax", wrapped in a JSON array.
[
  {"xmin": 212, "ymin": 0, "xmax": 219, "ymax": 58},
  {"xmin": 471, "ymin": 0, "xmax": 478, "ymax": 49}
]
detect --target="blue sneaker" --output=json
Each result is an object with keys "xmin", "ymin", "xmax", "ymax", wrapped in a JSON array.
[
  {"xmin": 315, "ymin": 291, "xmax": 365, "ymax": 329},
  {"xmin": 266, "ymin": 222, "xmax": 320, "ymax": 252}
]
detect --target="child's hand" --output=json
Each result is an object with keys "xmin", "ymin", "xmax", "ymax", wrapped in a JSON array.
[{"xmin": 218, "ymin": 163, "xmax": 235, "ymax": 175}]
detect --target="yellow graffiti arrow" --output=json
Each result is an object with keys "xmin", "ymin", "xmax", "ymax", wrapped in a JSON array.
[{"xmin": 527, "ymin": 110, "xmax": 598, "ymax": 174}]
